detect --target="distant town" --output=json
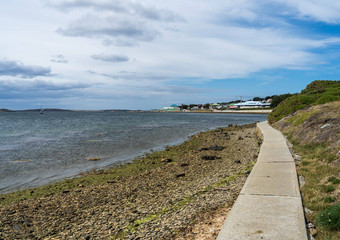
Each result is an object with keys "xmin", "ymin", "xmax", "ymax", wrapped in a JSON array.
[
  {"xmin": 158, "ymin": 95, "xmax": 287, "ymax": 112},
  {"xmin": 0, "ymin": 94, "xmax": 293, "ymax": 113}
]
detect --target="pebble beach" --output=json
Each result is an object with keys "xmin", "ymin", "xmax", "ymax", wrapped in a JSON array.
[{"xmin": 0, "ymin": 123, "xmax": 262, "ymax": 239}]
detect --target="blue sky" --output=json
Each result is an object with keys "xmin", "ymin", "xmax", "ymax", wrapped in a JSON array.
[{"xmin": 1, "ymin": 0, "xmax": 340, "ymax": 110}]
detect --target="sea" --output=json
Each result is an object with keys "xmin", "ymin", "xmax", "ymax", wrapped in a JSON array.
[{"xmin": 0, "ymin": 111, "xmax": 267, "ymax": 193}]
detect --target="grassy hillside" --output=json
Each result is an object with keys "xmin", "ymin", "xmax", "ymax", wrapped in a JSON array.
[
  {"xmin": 268, "ymin": 80, "xmax": 340, "ymax": 123},
  {"xmin": 271, "ymin": 99, "xmax": 340, "ymax": 239}
]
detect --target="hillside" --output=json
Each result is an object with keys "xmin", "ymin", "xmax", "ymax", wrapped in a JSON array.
[
  {"xmin": 270, "ymin": 93, "xmax": 340, "ymax": 238},
  {"xmin": 268, "ymin": 80, "xmax": 340, "ymax": 123},
  {"xmin": 0, "ymin": 108, "xmax": 13, "ymax": 112}
]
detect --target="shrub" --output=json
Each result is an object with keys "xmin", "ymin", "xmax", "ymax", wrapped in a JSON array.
[
  {"xmin": 328, "ymin": 176, "xmax": 340, "ymax": 185},
  {"xmin": 268, "ymin": 80, "xmax": 340, "ymax": 123},
  {"xmin": 315, "ymin": 95, "xmax": 340, "ymax": 105},
  {"xmin": 317, "ymin": 204, "xmax": 340, "ymax": 230},
  {"xmin": 324, "ymin": 196, "xmax": 336, "ymax": 203},
  {"xmin": 324, "ymin": 185, "xmax": 336, "ymax": 193}
]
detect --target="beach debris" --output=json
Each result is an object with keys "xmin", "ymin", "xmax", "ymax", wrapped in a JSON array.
[
  {"xmin": 198, "ymin": 145, "xmax": 224, "ymax": 151},
  {"xmin": 224, "ymin": 133, "xmax": 230, "ymax": 140},
  {"xmin": 320, "ymin": 123, "xmax": 331, "ymax": 129},
  {"xmin": 88, "ymin": 158, "xmax": 101, "ymax": 161},
  {"xmin": 175, "ymin": 173, "xmax": 186, "ymax": 178},
  {"xmin": 161, "ymin": 158, "xmax": 172, "ymax": 163},
  {"xmin": 201, "ymin": 155, "xmax": 221, "ymax": 160},
  {"xmin": 208, "ymin": 145, "xmax": 224, "ymax": 151}
]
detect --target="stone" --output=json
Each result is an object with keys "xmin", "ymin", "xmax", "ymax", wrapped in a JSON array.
[
  {"xmin": 161, "ymin": 158, "xmax": 172, "ymax": 163},
  {"xmin": 309, "ymin": 227, "xmax": 318, "ymax": 236},
  {"xmin": 307, "ymin": 222, "xmax": 315, "ymax": 229},
  {"xmin": 180, "ymin": 163, "xmax": 189, "ymax": 167},
  {"xmin": 208, "ymin": 145, "xmax": 224, "ymax": 151},
  {"xmin": 202, "ymin": 156, "xmax": 220, "ymax": 160},
  {"xmin": 175, "ymin": 173, "xmax": 185, "ymax": 178},
  {"xmin": 298, "ymin": 175, "xmax": 305, "ymax": 187},
  {"xmin": 304, "ymin": 207, "xmax": 313, "ymax": 215}
]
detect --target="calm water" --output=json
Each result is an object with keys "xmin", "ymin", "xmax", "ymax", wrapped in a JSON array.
[{"xmin": 0, "ymin": 111, "xmax": 267, "ymax": 193}]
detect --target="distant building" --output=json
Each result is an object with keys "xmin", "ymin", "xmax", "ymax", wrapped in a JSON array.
[
  {"xmin": 163, "ymin": 104, "xmax": 180, "ymax": 111},
  {"xmin": 233, "ymin": 101, "xmax": 271, "ymax": 108},
  {"xmin": 210, "ymin": 103, "xmax": 220, "ymax": 110}
]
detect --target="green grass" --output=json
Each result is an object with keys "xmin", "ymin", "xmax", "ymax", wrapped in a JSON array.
[
  {"xmin": 323, "ymin": 185, "xmax": 336, "ymax": 193},
  {"xmin": 328, "ymin": 177, "xmax": 340, "ymax": 185},
  {"xmin": 268, "ymin": 80, "xmax": 340, "ymax": 123},
  {"xmin": 324, "ymin": 196, "xmax": 336, "ymax": 203},
  {"xmin": 286, "ymin": 142, "xmax": 340, "ymax": 239},
  {"xmin": 317, "ymin": 204, "xmax": 340, "ymax": 231}
]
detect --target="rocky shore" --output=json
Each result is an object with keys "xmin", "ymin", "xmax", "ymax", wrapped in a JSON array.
[{"xmin": 0, "ymin": 123, "xmax": 262, "ymax": 240}]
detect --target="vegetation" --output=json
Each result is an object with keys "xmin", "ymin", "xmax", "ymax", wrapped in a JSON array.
[
  {"xmin": 268, "ymin": 80, "xmax": 340, "ymax": 123},
  {"xmin": 271, "ymin": 97, "xmax": 340, "ymax": 239},
  {"xmin": 317, "ymin": 204, "xmax": 340, "ymax": 231}
]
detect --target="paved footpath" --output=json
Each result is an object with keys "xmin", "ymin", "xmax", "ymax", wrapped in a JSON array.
[{"xmin": 217, "ymin": 121, "xmax": 308, "ymax": 240}]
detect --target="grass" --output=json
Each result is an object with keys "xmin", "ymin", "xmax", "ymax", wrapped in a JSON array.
[
  {"xmin": 268, "ymin": 80, "xmax": 340, "ymax": 239},
  {"xmin": 268, "ymin": 80, "xmax": 340, "ymax": 123},
  {"xmin": 317, "ymin": 204, "xmax": 340, "ymax": 231},
  {"xmin": 287, "ymin": 142, "xmax": 340, "ymax": 239},
  {"xmin": 328, "ymin": 177, "xmax": 340, "ymax": 185}
]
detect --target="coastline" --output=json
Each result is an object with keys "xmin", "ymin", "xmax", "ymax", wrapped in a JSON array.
[
  {"xmin": 0, "ymin": 123, "xmax": 262, "ymax": 239},
  {"xmin": 148, "ymin": 110, "xmax": 271, "ymax": 114}
]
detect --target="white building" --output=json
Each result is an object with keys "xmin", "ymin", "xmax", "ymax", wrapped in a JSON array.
[{"xmin": 234, "ymin": 101, "xmax": 271, "ymax": 108}]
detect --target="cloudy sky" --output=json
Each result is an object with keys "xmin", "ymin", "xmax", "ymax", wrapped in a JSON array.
[{"xmin": 1, "ymin": 0, "xmax": 340, "ymax": 110}]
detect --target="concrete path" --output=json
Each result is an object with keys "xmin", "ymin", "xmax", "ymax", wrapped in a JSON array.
[{"xmin": 217, "ymin": 121, "xmax": 308, "ymax": 240}]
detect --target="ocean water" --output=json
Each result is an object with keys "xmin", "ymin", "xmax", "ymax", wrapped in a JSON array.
[{"xmin": 0, "ymin": 111, "xmax": 267, "ymax": 193}]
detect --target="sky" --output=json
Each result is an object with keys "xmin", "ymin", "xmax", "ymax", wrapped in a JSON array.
[{"xmin": 1, "ymin": 0, "xmax": 340, "ymax": 110}]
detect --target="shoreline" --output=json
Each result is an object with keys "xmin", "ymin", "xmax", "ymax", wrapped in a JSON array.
[
  {"xmin": 140, "ymin": 110, "xmax": 271, "ymax": 114},
  {"xmin": 0, "ymin": 123, "xmax": 262, "ymax": 239}
]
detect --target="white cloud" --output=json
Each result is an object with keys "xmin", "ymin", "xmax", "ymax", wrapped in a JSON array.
[
  {"xmin": 274, "ymin": 0, "xmax": 340, "ymax": 23},
  {"xmin": 1, "ymin": 0, "xmax": 340, "ymax": 109}
]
